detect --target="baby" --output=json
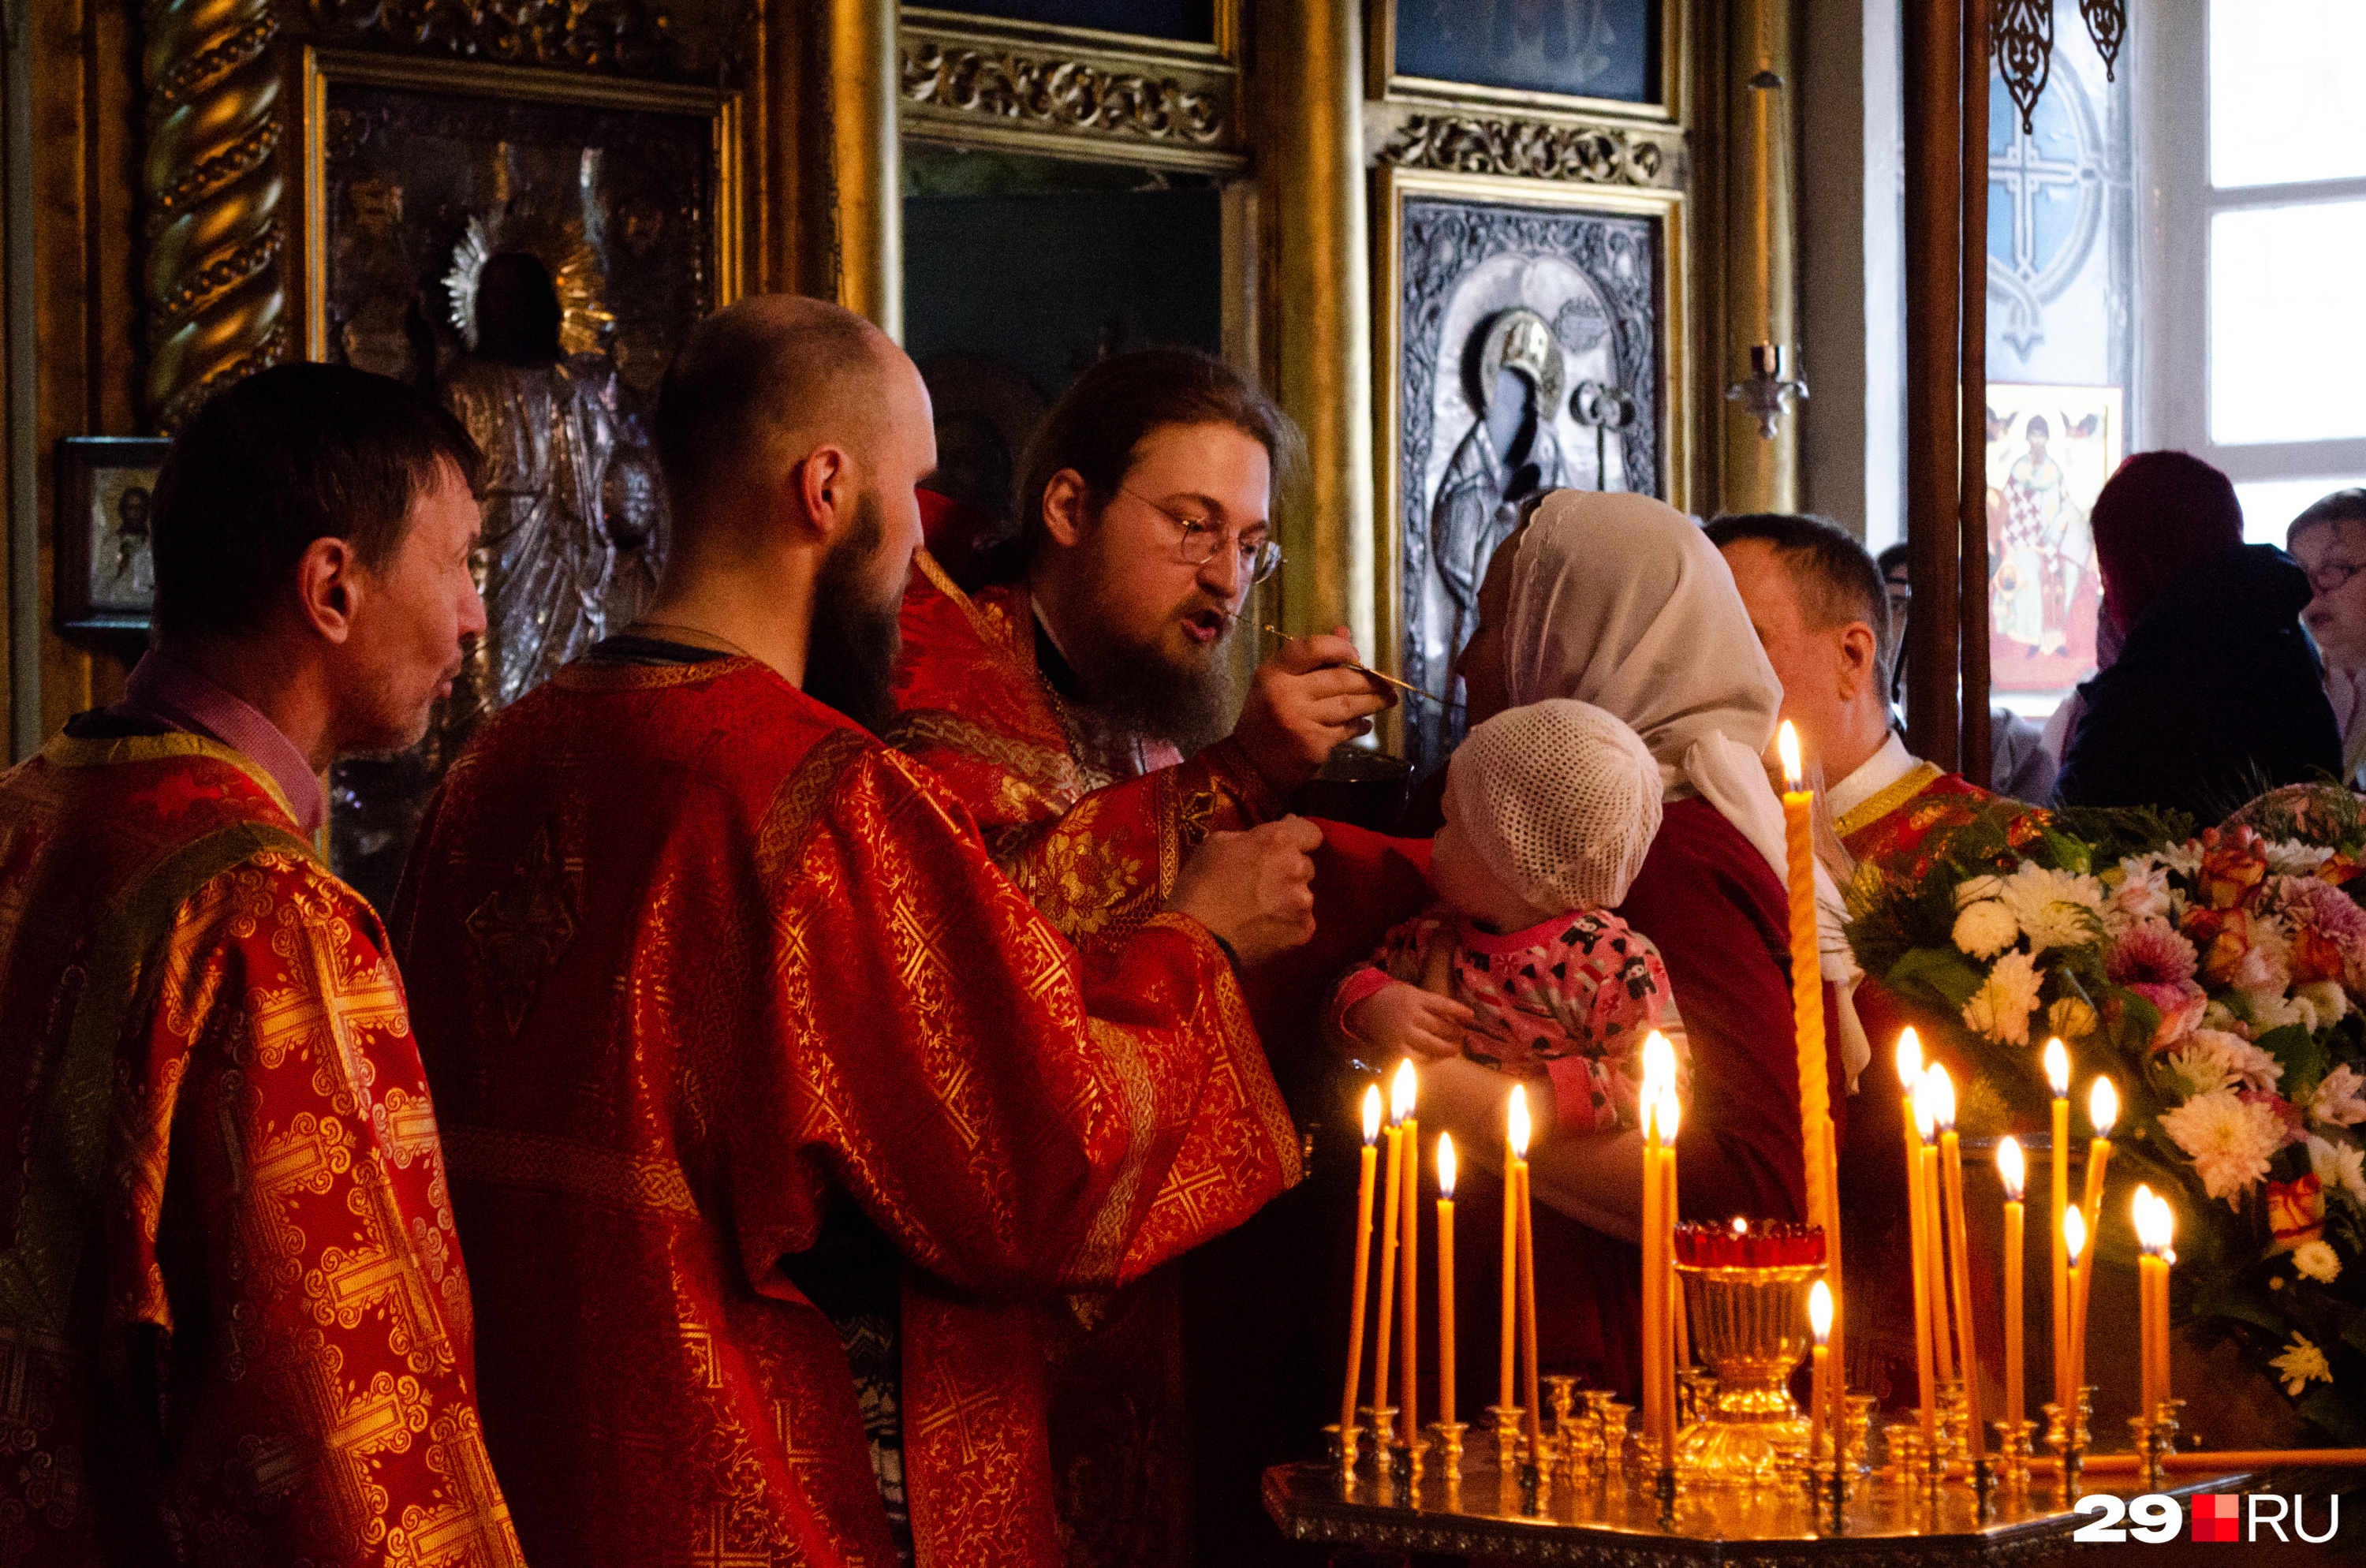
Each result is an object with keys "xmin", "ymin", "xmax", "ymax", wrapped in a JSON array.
[{"xmin": 1327, "ymin": 699, "xmax": 1689, "ymax": 1137}]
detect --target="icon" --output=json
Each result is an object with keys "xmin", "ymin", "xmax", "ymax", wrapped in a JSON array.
[{"xmin": 2193, "ymin": 1493, "xmax": 2241, "ymax": 1544}]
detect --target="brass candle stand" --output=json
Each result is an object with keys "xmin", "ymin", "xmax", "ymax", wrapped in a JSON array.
[
  {"xmin": 1487, "ymin": 1404, "xmax": 1522, "ymax": 1473},
  {"xmin": 2129, "ymin": 1398, "xmax": 2183, "ymax": 1492},
  {"xmin": 1584, "ymin": 1391, "xmax": 1632, "ymax": 1471},
  {"xmin": 1991, "ymin": 1418, "xmax": 2039, "ymax": 1492},
  {"xmin": 2042, "ymin": 1387, "xmax": 2094, "ymax": 1496},
  {"xmin": 1429, "ymin": 1421, "xmax": 1468, "ymax": 1486},
  {"xmin": 1323, "ymin": 1421, "xmax": 1360, "ymax": 1480},
  {"xmin": 1359, "ymin": 1405, "xmax": 1394, "ymax": 1481}
]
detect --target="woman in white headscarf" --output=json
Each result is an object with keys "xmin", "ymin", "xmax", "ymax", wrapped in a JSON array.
[{"xmin": 1408, "ymin": 491, "xmax": 1855, "ymax": 1399}]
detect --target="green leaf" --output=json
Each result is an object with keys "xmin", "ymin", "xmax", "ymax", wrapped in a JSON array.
[
  {"xmin": 2256, "ymin": 1023, "xmax": 2329, "ymax": 1101},
  {"xmin": 2296, "ymin": 1382, "xmax": 2366, "ymax": 1446},
  {"xmin": 2188, "ymin": 1279, "xmax": 2291, "ymax": 1336},
  {"xmin": 1887, "ymin": 946, "xmax": 1987, "ymax": 1011},
  {"xmin": 2342, "ymin": 1305, "xmax": 2366, "ymax": 1359}
]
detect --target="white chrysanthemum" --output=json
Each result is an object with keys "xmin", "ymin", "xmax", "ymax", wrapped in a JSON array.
[
  {"xmin": 1955, "ymin": 873, "xmax": 2006, "ymax": 907},
  {"xmin": 2312, "ymin": 1064, "xmax": 2366, "ymax": 1128},
  {"xmin": 2168, "ymin": 1028, "xmax": 2282, "ymax": 1096},
  {"xmin": 2298, "ymin": 979, "xmax": 2351, "ymax": 1029},
  {"xmin": 2273, "ymin": 1333, "xmax": 2332, "ymax": 1395},
  {"xmin": 2308, "ymin": 1133, "xmax": 2366, "ymax": 1206},
  {"xmin": 2159, "ymin": 1088, "xmax": 2286, "ymax": 1205},
  {"xmin": 2108, "ymin": 857, "xmax": 2174, "ymax": 929},
  {"xmin": 2158, "ymin": 842, "xmax": 2205, "ymax": 879},
  {"xmin": 1952, "ymin": 899, "xmax": 2021, "ymax": 960},
  {"xmin": 2246, "ymin": 987, "xmax": 2311, "ymax": 1034},
  {"xmin": 1995, "ymin": 864, "xmax": 2107, "ymax": 955},
  {"xmin": 2267, "ymin": 840, "xmax": 2338, "ymax": 876},
  {"xmin": 1961, "ymin": 948, "xmax": 2043, "ymax": 1046},
  {"xmin": 2294, "ymin": 1239, "xmax": 2343, "ymax": 1284}
]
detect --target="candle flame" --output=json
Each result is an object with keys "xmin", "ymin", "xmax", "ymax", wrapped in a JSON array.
[
  {"xmin": 2133, "ymin": 1184, "xmax": 2165, "ymax": 1254},
  {"xmin": 1911, "ymin": 1071, "xmax": 1937, "ymax": 1144},
  {"xmin": 1657, "ymin": 1087, "xmax": 1684, "ymax": 1144},
  {"xmin": 1732, "ymin": 1216, "xmax": 1749, "ymax": 1235},
  {"xmin": 1778, "ymin": 720, "xmax": 1804, "ymax": 790},
  {"xmin": 1640, "ymin": 1030, "xmax": 1675, "ymax": 1096},
  {"xmin": 2064, "ymin": 1203, "xmax": 2087, "ymax": 1262},
  {"xmin": 1927, "ymin": 1062, "xmax": 1958, "ymax": 1133},
  {"xmin": 1391, "ymin": 1058, "xmax": 1417, "ymax": 1124},
  {"xmin": 1508, "ymin": 1084, "xmax": 1531, "ymax": 1159},
  {"xmin": 1997, "ymin": 1135, "xmax": 2026, "ymax": 1202},
  {"xmin": 1808, "ymin": 1278, "xmax": 1834, "ymax": 1343},
  {"xmin": 2089, "ymin": 1075, "xmax": 2118, "ymax": 1138},
  {"xmin": 2044, "ymin": 1037, "xmax": 2070, "ymax": 1096},
  {"xmin": 1437, "ymin": 1133, "xmax": 1457, "ymax": 1200},
  {"xmin": 1895, "ymin": 1029, "xmax": 1923, "ymax": 1090},
  {"xmin": 1361, "ymin": 1085, "xmax": 1383, "ymax": 1145}
]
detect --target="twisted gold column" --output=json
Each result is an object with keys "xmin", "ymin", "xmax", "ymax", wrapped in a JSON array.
[{"xmin": 144, "ymin": 0, "xmax": 286, "ymax": 432}]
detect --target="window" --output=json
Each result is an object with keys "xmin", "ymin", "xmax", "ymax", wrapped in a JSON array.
[{"xmin": 2142, "ymin": 0, "xmax": 2366, "ymax": 545}]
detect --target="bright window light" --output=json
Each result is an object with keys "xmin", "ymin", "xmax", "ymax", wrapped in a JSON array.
[
  {"xmin": 2211, "ymin": 0, "xmax": 2366, "ymax": 189},
  {"xmin": 2234, "ymin": 476, "xmax": 2366, "ymax": 548},
  {"xmin": 2210, "ymin": 201, "xmax": 2366, "ymax": 446}
]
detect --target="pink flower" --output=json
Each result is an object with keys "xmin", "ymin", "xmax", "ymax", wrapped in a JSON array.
[
  {"xmin": 2264, "ymin": 874, "xmax": 2366, "ymax": 993},
  {"xmin": 2241, "ymin": 1088, "xmax": 2308, "ymax": 1148},
  {"xmin": 2107, "ymin": 918, "xmax": 2207, "ymax": 1049},
  {"xmin": 2312, "ymin": 1064, "xmax": 2366, "ymax": 1128}
]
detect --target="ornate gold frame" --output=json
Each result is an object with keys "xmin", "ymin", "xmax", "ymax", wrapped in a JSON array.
[
  {"xmin": 294, "ymin": 47, "xmax": 745, "ymax": 364},
  {"xmin": 1365, "ymin": 0, "xmax": 1689, "ymax": 127},
  {"xmin": 898, "ymin": 3, "xmax": 1245, "ymax": 173},
  {"xmin": 1368, "ymin": 162, "xmax": 1691, "ymax": 683}
]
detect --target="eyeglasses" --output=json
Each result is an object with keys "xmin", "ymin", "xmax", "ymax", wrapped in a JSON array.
[
  {"xmin": 2305, "ymin": 559, "xmax": 2366, "ymax": 594},
  {"xmin": 1118, "ymin": 486, "xmax": 1285, "ymax": 584}
]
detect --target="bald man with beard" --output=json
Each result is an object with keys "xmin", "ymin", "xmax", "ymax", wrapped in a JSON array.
[{"xmin": 391, "ymin": 297, "xmax": 1321, "ymax": 1567}]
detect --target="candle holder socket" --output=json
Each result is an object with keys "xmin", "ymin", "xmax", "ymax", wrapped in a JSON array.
[
  {"xmin": 1360, "ymin": 1406, "xmax": 1395, "ymax": 1477},
  {"xmin": 1842, "ymin": 1393, "xmax": 1877, "ymax": 1477},
  {"xmin": 1322, "ymin": 1421, "xmax": 1360, "ymax": 1480},
  {"xmin": 1428, "ymin": 1421, "xmax": 1467, "ymax": 1483},
  {"xmin": 2041, "ymin": 1387, "xmax": 2092, "ymax": 1498},
  {"xmin": 1937, "ymin": 1378, "xmax": 1970, "ymax": 1464},
  {"xmin": 1584, "ymin": 1392, "xmax": 1633, "ymax": 1469},
  {"xmin": 1486, "ymin": 1403, "xmax": 1522, "ymax": 1473},
  {"xmin": 1885, "ymin": 1422, "xmax": 1924, "ymax": 1488},
  {"xmin": 1677, "ymin": 1366, "xmax": 1719, "ymax": 1428},
  {"xmin": 1991, "ymin": 1418, "xmax": 2039, "ymax": 1491},
  {"xmin": 2133, "ymin": 1398, "xmax": 2181, "ymax": 1493}
]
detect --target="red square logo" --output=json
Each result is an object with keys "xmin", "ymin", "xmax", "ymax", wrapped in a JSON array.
[{"xmin": 2193, "ymin": 1494, "xmax": 2241, "ymax": 1543}]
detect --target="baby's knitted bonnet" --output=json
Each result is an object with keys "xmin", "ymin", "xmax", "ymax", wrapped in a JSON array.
[{"xmin": 1444, "ymin": 698, "xmax": 1663, "ymax": 914}]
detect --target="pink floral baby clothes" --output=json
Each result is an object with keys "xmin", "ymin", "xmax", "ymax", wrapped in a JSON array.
[{"xmin": 1327, "ymin": 902, "xmax": 1685, "ymax": 1137}]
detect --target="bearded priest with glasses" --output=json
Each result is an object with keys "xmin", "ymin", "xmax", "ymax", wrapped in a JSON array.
[{"xmin": 888, "ymin": 348, "xmax": 1394, "ymax": 1568}]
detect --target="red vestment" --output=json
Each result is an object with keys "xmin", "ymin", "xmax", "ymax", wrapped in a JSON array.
[
  {"xmin": 887, "ymin": 554, "xmax": 1287, "ymax": 1567},
  {"xmin": 1834, "ymin": 763, "xmax": 1991, "ymax": 1405},
  {"xmin": 392, "ymin": 656, "xmax": 1299, "ymax": 1568},
  {"xmin": 0, "ymin": 730, "xmax": 521, "ymax": 1565}
]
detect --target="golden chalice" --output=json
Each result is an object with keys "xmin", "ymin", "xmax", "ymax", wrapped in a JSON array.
[{"xmin": 1672, "ymin": 1221, "xmax": 1823, "ymax": 1484}]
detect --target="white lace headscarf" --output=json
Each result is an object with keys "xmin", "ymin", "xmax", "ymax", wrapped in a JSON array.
[{"xmin": 1498, "ymin": 491, "xmax": 1870, "ymax": 1083}]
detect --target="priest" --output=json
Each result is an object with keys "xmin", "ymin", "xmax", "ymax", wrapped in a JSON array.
[
  {"xmin": 392, "ymin": 296, "xmax": 1315, "ymax": 1568},
  {"xmin": 0, "ymin": 365, "xmax": 522, "ymax": 1563},
  {"xmin": 891, "ymin": 349, "xmax": 1391, "ymax": 1567},
  {"xmin": 1708, "ymin": 511, "xmax": 1988, "ymax": 1407}
]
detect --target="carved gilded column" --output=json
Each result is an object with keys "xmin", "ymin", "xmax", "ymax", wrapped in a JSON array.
[
  {"xmin": 1716, "ymin": 0, "xmax": 1798, "ymax": 513},
  {"xmin": 143, "ymin": 0, "xmax": 286, "ymax": 432},
  {"xmin": 1261, "ymin": 0, "xmax": 1374, "ymax": 651},
  {"xmin": 827, "ymin": 0, "xmax": 899, "ymax": 338}
]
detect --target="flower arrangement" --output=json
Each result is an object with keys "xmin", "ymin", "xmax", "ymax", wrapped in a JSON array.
[{"xmin": 1845, "ymin": 784, "xmax": 2366, "ymax": 1443}]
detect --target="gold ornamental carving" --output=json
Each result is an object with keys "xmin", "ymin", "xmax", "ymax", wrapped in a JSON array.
[
  {"xmin": 1375, "ymin": 113, "xmax": 1672, "ymax": 189},
  {"xmin": 304, "ymin": 0, "xmax": 677, "ymax": 75},
  {"xmin": 900, "ymin": 40, "xmax": 1229, "ymax": 151},
  {"xmin": 144, "ymin": 0, "xmax": 289, "ymax": 432}
]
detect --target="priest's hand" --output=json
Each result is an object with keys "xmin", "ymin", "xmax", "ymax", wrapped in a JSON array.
[
  {"xmin": 1167, "ymin": 816, "xmax": 1324, "ymax": 966},
  {"xmin": 1230, "ymin": 626, "xmax": 1398, "ymax": 796}
]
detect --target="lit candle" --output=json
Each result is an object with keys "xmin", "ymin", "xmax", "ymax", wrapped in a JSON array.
[
  {"xmin": 1908, "ymin": 1068, "xmax": 1939, "ymax": 1455},
  {"xmin": 2157, "ymin": 1200, "xmax": 2178, "ymax": 1413},
  {"xmin": 1656, "ymin": 1085, "xmax": 1683, "ymax": 1471},
  {"xmin": 1918, "ymin": 1074, "xmax": 1955, "ymax": 1388},
  {"xmin": 2045, "ymin": 1039, "xmax": 2071, "ymax": 1411},
  {"xmin": 2063, "ymin": 1204, "xmax": 2088, "ymax": 1400},
  {"xmin": 2134, "ymin": 1185, "xmax": 2163, "ymax": 1421},
  {"xmin": 1777, "ymin": 723, "xmax": 1845, "ymax": 1391},
  {"xmin": 1401, "ymin": 1063, "xmax": 1420, "ymax": 1447},
  {"xmin": 1514, "ymin": 1092, "xmax": 1541, "ymax": 1461},
  {"xmin": 1808, "ymin": 1279, "xmax": 1834, "ymax": 1469},
  {"xmin": 1500, "ymin": 1086, "xmax": 1524, "ymax": 1420},
  {"xmin": 1438, "ymin": 1133, "xmax": 1458, "ymax": 1430},
  {"xmin": 1931, "ymin": 1066, "xmax": 1987, "ymax": 1463},
  {"xmin": 1640, "ymin": 1075, "xmax": 1665, "ymax": 1459},
  {"xmin": 1372, "ymin": 1062, "xmax": 1410, "ymax": 1419},
  {"xmin": 1998, "ymin": 1137, "xmax": 2027, "ymax": 1435},
  {"xmin": 2069, "ymin": 1077, "xmax": 2118, "ymax": 1394},
  {"xmin": 1341, "ymin": 1085, "xmax": 1383, "ymax": 1444}
]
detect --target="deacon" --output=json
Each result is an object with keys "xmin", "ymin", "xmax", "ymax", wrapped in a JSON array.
[
  {"xmin": 1708, "ymin": 511, "xmax": 1988, "ymax": 1409},
  {"xmin": 0, "ymin": 365, "xmax": 523, "ymax": 1563},
  {"xmin": 890, "ymin": 346, "xmax": 1393, "ymax": 1566},
  {"xmin": 392, "ymin": 296, "xmax": 1316, "ymax": 1568}
]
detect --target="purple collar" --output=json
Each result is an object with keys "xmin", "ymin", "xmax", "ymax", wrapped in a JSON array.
[{"xmin": 112, "ymin": 652, "xmax": 327, "ymax": 837}]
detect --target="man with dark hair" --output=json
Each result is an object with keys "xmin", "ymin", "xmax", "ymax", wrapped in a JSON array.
[
  {"xmin": 0, "ymin": 363, "xmax": 523, "ymax": 1562},
  {"xmin": 392, "ymin": 297, "xmax": 1318, "ymax": 1568},
  {"xmin": 889, "ymin": 346, "xmax": 1391, "ymax": 1567},
  {"xmin": 2288, "ymin": 487, "xmax": 2366, "ymax": 786}
]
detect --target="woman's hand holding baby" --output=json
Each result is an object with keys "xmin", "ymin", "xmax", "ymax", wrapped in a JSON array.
[{"xmin": 1345, "ymin": 979, "xmax": 1474, "ymax": 1060}]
